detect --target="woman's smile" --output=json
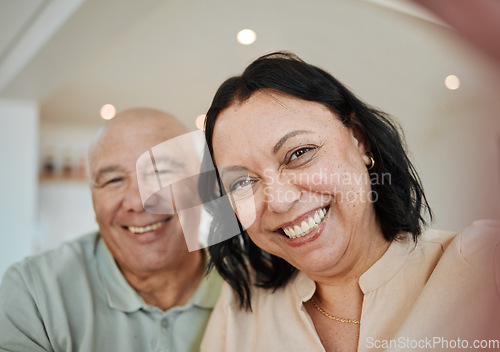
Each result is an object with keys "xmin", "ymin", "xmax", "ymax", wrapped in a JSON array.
[{"xmin": 279, "ymin": 206, "xmax": 328, "ymax": 239}]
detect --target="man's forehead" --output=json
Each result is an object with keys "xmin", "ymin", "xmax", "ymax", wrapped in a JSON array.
[
  {"xmin": 91, "ymin": 128, "xmax": 175, "ymax": 161},
  {"xmin": 90, "ymin": 154, "xmax": 132, "ymax": 178},
  {"xmin": 137, "ymin": 140, "xmax": 202, "ymax": 175},
  {"xmin": 135, "ymin": 154, "xmax": 187, "ymax": 178},
  {"xmin": 88, "ymin": 138, "xmax": 138, "ymax": 177}
]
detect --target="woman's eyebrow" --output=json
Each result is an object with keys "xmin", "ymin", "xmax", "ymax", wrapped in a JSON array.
[
  {"xmin": 219, "ymin": 166, "xmax": 248, "ymax": 179},
  {"xmin": 272, "ymin": 130, "xmax": 311, "ymax": 154}
]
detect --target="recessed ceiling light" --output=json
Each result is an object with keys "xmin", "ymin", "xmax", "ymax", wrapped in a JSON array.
[
  {"xmin": 195, "ymin": 114, "xmax": 206, "ymax": 130},
  {"xmin": 100, "ymin": 104, "xmax": 116, "ymax": 120},
  {"xmin": 237, "ymin": 29, "xmax": 256, "ymax": 45},
  {"xmin": 445, "ymin": 75, "xmax": 460, "ymax": 90}
]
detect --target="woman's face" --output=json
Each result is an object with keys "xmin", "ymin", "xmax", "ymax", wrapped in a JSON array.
[{"xmin": 212, "ymin": 90, "xmax": 385, "ymax": 279}]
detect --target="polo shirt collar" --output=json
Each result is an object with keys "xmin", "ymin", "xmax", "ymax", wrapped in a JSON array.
[
  {"xmin": 95, "ymin": 237, "xmax": 221, "ymax": 313},
  {"xmin": 95, "ymin": 235, "xmax": 144, "ymax": 313},
  {"xmin": 187, "ymin": 267, "xmax": 222, "ymax": 309}
]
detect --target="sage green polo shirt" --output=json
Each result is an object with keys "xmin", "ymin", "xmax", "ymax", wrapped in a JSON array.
[{"xmin": 0, "ymin": 233, "xmax": 222, "ymax": 352}]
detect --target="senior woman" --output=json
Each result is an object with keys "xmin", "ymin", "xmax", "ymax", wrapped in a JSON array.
[{"xmin": 199, "ymin": 52, "xmax": 499, "ymax": 352}]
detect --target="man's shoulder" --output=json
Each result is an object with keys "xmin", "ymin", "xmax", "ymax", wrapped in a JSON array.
[{"xmin": 9, "ymin": 232, "xmax": 100, "ymax": 281}]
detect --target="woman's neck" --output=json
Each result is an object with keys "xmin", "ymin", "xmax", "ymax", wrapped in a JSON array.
[{"xmin": 310, "ymin": 231, "xmax": 390, "ymax": 316}]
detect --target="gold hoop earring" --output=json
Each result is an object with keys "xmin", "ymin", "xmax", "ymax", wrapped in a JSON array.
[{"xmin": 366, "ymin": 152, "xmax": 375, "ymax": 170}]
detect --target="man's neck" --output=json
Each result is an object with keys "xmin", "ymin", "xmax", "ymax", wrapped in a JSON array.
[{"xmin": 121, "ymin": 250, "xmax": 205, "ymax": 311}]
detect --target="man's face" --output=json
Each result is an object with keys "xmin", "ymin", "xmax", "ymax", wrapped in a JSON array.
[{"xmin": 89, "ymin": 117, "xmax": 199, "ymax": 274}]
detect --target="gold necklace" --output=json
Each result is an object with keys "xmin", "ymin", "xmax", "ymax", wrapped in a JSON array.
[{"xmin": 310, "ymin": 298, "xmax": 361, "ymax": 324}]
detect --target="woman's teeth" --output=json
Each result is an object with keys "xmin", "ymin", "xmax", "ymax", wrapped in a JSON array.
[
  {"xmin": 128, "ymin": 220, "xmax": 164, "ymax": 234},
  {"xmin": 282, "ymin": 208, "xmax": 327, "ymax": 239}
]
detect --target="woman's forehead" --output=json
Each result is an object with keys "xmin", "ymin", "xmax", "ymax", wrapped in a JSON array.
[
  {"xmin": 219, "ymin": 92, "xmax": 332, "ymax": 127},
  {"xmin": 214, "ymin": 93, "xmax": 340, "ymax": 144},
  {"xmin": 211, "ymin": 93, "xmax": 347, "ymax": 168}
]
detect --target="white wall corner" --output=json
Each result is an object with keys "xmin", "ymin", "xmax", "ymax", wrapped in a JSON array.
[{"xmin": 0, "ymin": 98, "xmax": 39, "ymax": 279}]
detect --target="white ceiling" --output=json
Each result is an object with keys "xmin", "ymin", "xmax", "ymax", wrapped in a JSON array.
[
  {"xmin": 0, "ymin": 0, "xmax": 45, "ymax": 57},
  {"xmin": 1, "ymin": 0, "xmax": 499, "ymax": 129}
]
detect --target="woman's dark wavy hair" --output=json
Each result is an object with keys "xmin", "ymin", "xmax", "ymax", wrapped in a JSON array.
[{"xmin": 198, "ymin": 51, "xmax": 432, "ymax": 310}]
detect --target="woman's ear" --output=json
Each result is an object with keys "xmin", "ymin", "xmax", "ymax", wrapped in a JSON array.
[{"xmin": 350, "ymin": 127, "xmax": 372, "ymax": 166}]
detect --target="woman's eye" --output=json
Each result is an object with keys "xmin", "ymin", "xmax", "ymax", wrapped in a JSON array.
[
  {"xmin": 286, "ymin": 146, "xmax": 317, "ymax": 165},
  {"xmin": 289, "ymin": 147, "xmax": 311, "ymax": 161},
  {"xmin": 230, "ymin": 178, "xmax": 254, "ymax": 192},
  {"xmin": 283, "ymin": 145, "xmax": 318, "ymax": 168}
]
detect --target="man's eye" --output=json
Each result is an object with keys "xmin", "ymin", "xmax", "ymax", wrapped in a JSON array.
[
  {"xmin": 156, "ymin": 169, "xmax": 171, "ymax": 175},
  {"xmin": 106, "ymin": 177, "xmax": 123, "ymax": 185}
]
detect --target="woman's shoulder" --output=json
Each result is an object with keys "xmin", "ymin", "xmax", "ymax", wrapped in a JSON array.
[
  {"xmin": 455, "ymin": 220, "xmax": 500, "ymax": 284},
  {"xmin": 388, "ymin": 220, "xmax": 500, "ymax": 345},
  {"xmin": 426, "ymin": 219, "xmax": 500, "ymax": 292},
  {"xmin": 442, "ymin": 219, "xmax": 500, "ymax": 265},
  {"xmin": 419, "ymin": 219, "xmax": 500, "ymax": 257},
  {"xmin": 217, "ymin": 270, "xmax": 314, "ymax": 316},
  {"xmin": 456, "ymin": 219, "xmax": 500, "ymax": 250}
]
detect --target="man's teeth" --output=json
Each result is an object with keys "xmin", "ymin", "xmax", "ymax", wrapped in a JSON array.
[
  {"xmin": 282, "ymin": 208, "xmax": 327, "ymax": 239},
  {"xmin": 128, "ymin": 220, "xmax": 164, "ymax": 234}
]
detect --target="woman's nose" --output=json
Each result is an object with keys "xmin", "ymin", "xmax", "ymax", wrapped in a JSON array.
[{"xmin": 264, "ymin": 176, "xmax": 301, "ymax": 214}]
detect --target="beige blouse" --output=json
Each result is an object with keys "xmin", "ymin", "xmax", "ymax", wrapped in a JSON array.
[{"xmin": 201, "ymin": 220, "xmax": 500, "ymax": 352}]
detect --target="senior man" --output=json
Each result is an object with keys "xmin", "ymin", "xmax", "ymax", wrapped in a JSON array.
[{"xmin": 0, "ymin": 108, "xmax": 221, "ymax": 352}]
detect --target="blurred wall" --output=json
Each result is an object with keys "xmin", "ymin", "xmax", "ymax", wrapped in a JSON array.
[
  {"xmin": 0, "ymin": 99, "xmax": 38, "ymax": 279},
  {"xmin": 35, "ymin": 123, "xmax": 100, "ymax": 253}
]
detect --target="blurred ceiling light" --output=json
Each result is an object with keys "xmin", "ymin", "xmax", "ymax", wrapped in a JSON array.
[
  {"xmin": 195, "ymin": 114, "xmax": 206, "ymax": 130},
  {"xmin": 237, "ymin": 29, "xmax": 256, "ymax": 45},
  {"xmin": 100, "ymin": 104, "xmax": 116, "ymax": 120},
  {"xmin": 445, "ymin": 75, "xmax": 460, "ymax": 90}
]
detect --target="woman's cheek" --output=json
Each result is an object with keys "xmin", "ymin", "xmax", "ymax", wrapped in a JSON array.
[{"xmin": 233, "ymin": 196, "xmax": 258, "ymax": 231}]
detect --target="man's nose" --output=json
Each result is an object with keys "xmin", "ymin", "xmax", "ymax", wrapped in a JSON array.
[{"xmin": 123, "ymin": 179, "xmax": 145, "ymax": 212}]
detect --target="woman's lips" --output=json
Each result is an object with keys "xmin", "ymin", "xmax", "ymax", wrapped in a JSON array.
[{"xmin": 281, "ymin": 207, "xmax": 327, "ymax": 239}]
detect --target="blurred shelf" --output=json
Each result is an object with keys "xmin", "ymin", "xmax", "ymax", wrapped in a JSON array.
[{"xmin": 39, "ymin": 174, "xmax": 88, "ymax": 184}]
